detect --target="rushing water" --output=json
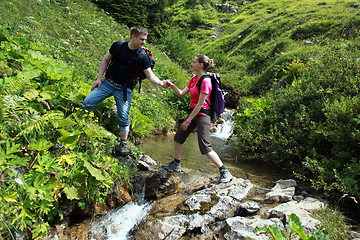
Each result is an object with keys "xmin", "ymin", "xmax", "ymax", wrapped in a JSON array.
[
  {"xmin": 84, "ymin": 109, "xmax": 290, "ymax": 239},
  {"xmin": 89, "ymin": 201, "xmax": 152, "ymax": 239},
  {"xmin": 88, "ymin": 184, "xmax": 153, "ymax": 240}
]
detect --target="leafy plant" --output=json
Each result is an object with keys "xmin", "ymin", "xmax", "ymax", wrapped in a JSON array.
[
  {"xmin": 254, "ymin": 213, "xmax": 331, "ymax": 240},
  {"xmin": 232, "ymin": 47, "xmax": 360, "ymax": 200}
]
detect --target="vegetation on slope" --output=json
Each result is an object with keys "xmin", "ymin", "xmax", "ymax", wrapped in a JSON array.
[{"xmin": 0, "ymin": 0, "xmax": 188, "ymax": 238}]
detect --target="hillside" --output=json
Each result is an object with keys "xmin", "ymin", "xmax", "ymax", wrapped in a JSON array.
[
  {"xmin": 0, "ymin": 0, "xmax": 191, "ymax": 132},
  {"xmin": 151, "ymin": 0, "xmax": 360, "ymax": 95},
  {"xmin": 204, "ymin": 0, "xmax": 360, "ymax": 94}
]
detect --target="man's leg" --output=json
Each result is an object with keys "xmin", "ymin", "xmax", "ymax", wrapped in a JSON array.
[
  {"xmin": 82, "ymin": 80, "xmax": 113, "ymax": 111},
  {"xmin": 113, "ymin": 87, "xmax": 132, "ymax": 155},
  {"xmin": 119, "ymin": 130, "xmax": 129, "ymax": 141}
]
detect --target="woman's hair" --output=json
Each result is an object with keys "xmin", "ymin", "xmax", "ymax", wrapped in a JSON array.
[
  {"xmin": 196, "ymin": 54, "xmax": 215, "ymax": 71},
  {"xmin": 130, "ymin": 26, "xmax": 148, "ymax": 37}
]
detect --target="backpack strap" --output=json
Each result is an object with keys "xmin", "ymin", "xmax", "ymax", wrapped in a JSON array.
[
  {"xmin": 196, "ymin": 75, "xmax": 213, "ymax": 117},
  {"xmin": 134, "ymin": 48, "xmax": 147, "ymax": 94}
]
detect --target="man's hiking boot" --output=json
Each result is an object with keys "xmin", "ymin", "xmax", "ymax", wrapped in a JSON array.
[
  {"xmin": 219, "ymin": 169, "xmax": 233, "ymax": 183},
  {"xmin": 162, "ymin": 160, "xmax": 181, "ymax": 172},
  {"xmin": 118, "ymin": 140, "xmax": 129, "ymax": 156}
]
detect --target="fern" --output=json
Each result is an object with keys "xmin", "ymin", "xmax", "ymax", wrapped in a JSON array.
[
  {"xmin": 2, "ymin": 76, "xmax": 30, "ymax": 96},
  {"xmin": 14, "ymin": 111, "xmax": 63, "ymax": 142},
  {"xmin": 2, "ymin": 95, "xmax": 28, "ymax": 122}
]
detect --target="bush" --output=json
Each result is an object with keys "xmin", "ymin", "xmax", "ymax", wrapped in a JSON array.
[
  {"xmin": 155, "ymin": 28, "xmax": 196, "ymax": 67},
  {"xmin": 232, "ymin": 45, "xmax": 360, "ymax": 200}
]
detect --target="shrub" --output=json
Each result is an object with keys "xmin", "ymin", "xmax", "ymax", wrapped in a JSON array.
[
  {"xmin": 232, "ymin": 45, "xmax": 360, "ymax": 200},
  {"xmin": 155, "ymin": 28, "xmax": 196, "ymax": 67}
]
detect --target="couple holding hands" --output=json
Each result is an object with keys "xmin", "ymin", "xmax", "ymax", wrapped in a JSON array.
[{"xmin": 82, "ymin": 26, "xmax": 233, "ymax": 183}]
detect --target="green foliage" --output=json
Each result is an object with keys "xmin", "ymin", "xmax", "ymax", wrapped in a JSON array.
[
  {"xmin": 154, "ymin": 28, "xmax": 196, "ymax": 68},
  {"xmin": 0, "ymin": 0, "xmax": 193, "ymax": 237},
  {"xmin": 203, "ymin": 0, "xmax": 359, "ymax": 92},
  {"xmin": 232, "ymin": 47, "xmax": 360, "ymax": 200},
  {"xmin": 312, "ymin": 207, "xmax": 352, "ymax": 239},
  {"xmin": 254, "ymin": 213, "xmax": 331, "ymax": 240},
  {"xmin": 91, "ymin": 0, "xmax": 149, "ymax": 28},
  {"xmin": 129, "ymin": 107, "xmax": 155, "ymax": 144},
  {"xmin": 0, "ymin": 4, "xmax": 140, "ymax": 238}
]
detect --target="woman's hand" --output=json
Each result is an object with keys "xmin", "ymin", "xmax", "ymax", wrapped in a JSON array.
[
  {"xmin": 180, "ymin": 121, "xmax": 190, "ymax": 131},
  {"xmin": 180, "ymin": 118, "xmax": 191, "ymax": 131}
]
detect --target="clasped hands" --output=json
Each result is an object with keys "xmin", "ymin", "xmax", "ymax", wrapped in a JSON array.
[{"xmin": 160, "ymin": 80, "xmax": 174, "ymax": 88}]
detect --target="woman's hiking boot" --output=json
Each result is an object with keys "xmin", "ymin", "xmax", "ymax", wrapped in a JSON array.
[
  {"xmin": 219, "ymin": 169, "xmax": 233, "ymax": 183},
  {"xmin": 161, "ymin": 160, "xmax": 181, "ymax": 172}
]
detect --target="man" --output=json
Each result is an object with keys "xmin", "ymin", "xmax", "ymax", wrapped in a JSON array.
[{"xmin": 82, "ymin": 26, "xmax": 167, "ymax": 155}]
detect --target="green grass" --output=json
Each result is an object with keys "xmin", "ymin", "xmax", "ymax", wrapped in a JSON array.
[
  {"xmin": 313, "ymin": 207, "xmax": 353, "ymax": 239},
  {"xmin": 154, "ymin": 0, "xmax": 359, "ymax": 96},
  {"xmin": 200, "ymin": 0, "xmax": 360, "ymax": 93},
  {"xmin": 0, "ymin": 0, "xmax": 190, "ymax": 131}
]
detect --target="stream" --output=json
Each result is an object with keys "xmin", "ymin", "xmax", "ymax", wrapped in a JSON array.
[
  {"xmin": 140, "ymin": 109, "xmax": 290, "ymax": 188},
  {"xmin": 81, "ymin": 109, "xmax": 291, "ymax": 239}
]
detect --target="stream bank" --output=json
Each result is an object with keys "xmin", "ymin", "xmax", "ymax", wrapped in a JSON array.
[{"xmin": 43, "ymin": 110, "xmax": 359, "ymax": 239}]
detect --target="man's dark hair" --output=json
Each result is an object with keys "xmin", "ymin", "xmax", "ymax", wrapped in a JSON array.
[{"xmin": 130, "ymin": 26, "xmax": 148, "ymax": 37}]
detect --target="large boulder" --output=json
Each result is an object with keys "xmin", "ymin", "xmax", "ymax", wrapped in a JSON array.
[
  {"xmin": 144, "ymin": 169, "xmax": 183, "ymax": 200},
  {"xmin": 134, "ymin": 177, "xmax": 254, "ymax": 239},
  {"xmin": 263, "ymin": 197, "xmax": 327, "ymax": 234},
  {"xmin": 265, "ymin": 179, "xmax": 297, "ymax": 203},
  {"xmin": 224, "ymin": 216, "xmax": 284, "ymax": 240},
  {"xmin": 135, "ymin": 178, "xmax": 253, "ymax": 239}
]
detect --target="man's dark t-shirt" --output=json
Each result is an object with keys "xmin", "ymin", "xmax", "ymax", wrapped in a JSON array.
[{"xmin": 106, "ymin": 41, "xmax": 151, "ymax": 88}]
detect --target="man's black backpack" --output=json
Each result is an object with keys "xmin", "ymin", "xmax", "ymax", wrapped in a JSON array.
[
  {"xmin": 105, "ymin": 40, "xmax": 155, "ymax": 93},
  {"xmin": 196, "ymin": 73, "xmax": 226, "ymax": 121}
]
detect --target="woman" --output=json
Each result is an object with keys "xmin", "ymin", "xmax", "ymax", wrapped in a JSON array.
[{"xmin": 162, "ymin": 54, "xmax": 233, "ymax": 183}]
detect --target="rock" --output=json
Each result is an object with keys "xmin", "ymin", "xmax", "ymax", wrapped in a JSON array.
[
  {"xmin": 293, "ymin": 195, "xmax": 305, "ymax": 202},
  {"xmin": 93, "ymin": 202, "xmax": 108, "ymax": 216},
  {"xmin": 216, "ymin": 3, "xmax": 238, "ymax": 13},
  {"xmin": 263, "ymin": 197, "xmax": 326, "ymax": 233},
  {"xmin": 137, "ymin": 160, "xmax": 150, "ymax": 171},
  {"xmin": 265, "ymin": 179, "xmax": 296, "ymax": 203},
  {"xmin": 198, "ymin": 177, "xmax": 253, "ymax": 202},
  {"xmin": 275, "ymin": 179, "xmax": 297, "ymax": 188},
  {"xmin": 144, "ymin": 169, "xmax": 183, "ymax": 200},
  {"xmin": 224, "ymin": 89, "xmax": 239, "ymax": 108},
  {"xmin": 105, "ymin": 184, "xmax": 132, "ymax": 209},
  {"xmin": 185, "ymin": 193, "xmax": 212, "ymax": 211},
  {"xmin": 224, "ymin": 216, "xmax": 284, "ymax": 240},
  {"xmin": 236, "ymin": 202, "xmax": 261, "ymax": 216},
  {"xmin": 182, "ymin": 172, "xmax": 214, "ymax": 194},
  {"xmin": 147, "ymin": 193, "xmax": 189, "ymax": 219},
  {"xmin": 140, "ymin": 154, "xmax": 158, "ymax": 166},
  {"xmin": 135, "ymin": 177, "xmax": 254, "ymax": 239}
]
